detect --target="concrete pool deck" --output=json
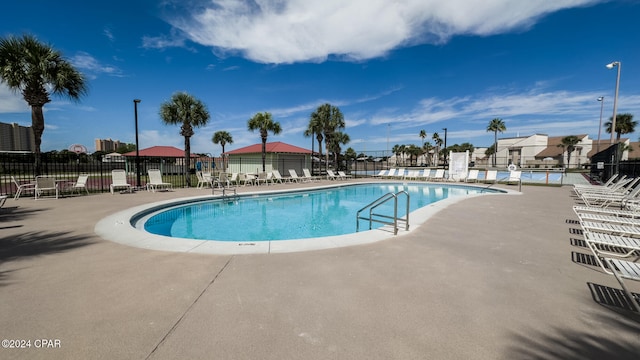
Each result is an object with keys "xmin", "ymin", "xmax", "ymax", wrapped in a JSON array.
[{"xmin": 1, "ymin": 179, "xmax": 638, "ymax": 359}]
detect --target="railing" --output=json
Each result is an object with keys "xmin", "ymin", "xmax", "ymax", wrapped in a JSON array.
[{"xmin": 356, "ymin": 191, "xmax": 409, "ymax": 235}]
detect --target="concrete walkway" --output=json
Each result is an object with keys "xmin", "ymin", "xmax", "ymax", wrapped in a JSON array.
[{"xmin": 1, "ymin": 180, "xmax": 638, "ymax": 359}]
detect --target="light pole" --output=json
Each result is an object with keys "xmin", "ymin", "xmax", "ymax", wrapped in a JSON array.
[
  {"xmin": 133, "ymin": 99, "xmax": 141, "ymax": 188},
  {"xmin": 596, "ymin": 96, "xmax": 604, "ymax": 153},
  {"xmin": 442, "ymin": 127, "xmax": 448, "ymax": 167},
  {"xmin": 606, "ymin": 61, "xmax": 621, "ymax": 144}
]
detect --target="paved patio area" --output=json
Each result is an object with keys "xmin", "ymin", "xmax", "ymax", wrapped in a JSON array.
[{"xmin": 1, "ymin": 180, "xmax": 638, "ymax": 359}]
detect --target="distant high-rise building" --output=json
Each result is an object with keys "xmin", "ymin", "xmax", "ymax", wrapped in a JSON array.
[
  {"xmin": 95, "ymin": 138, "xmax": 123, "ymax": 152},
  {"xmin": 0, "ymin": 121, "xmax": 35, "ymax": 152}
]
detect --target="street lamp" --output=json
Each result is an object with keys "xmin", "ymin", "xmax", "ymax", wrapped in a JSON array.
[
  {"xmin": 596, "ymin": 96, "xmax": 604, "ymax": 153},
  {"xmin": 606, "ymin": 61, "xmax": 621, "ymax": 144},
  {"xmin": 442, "ymin": 127, "xmax": 448, "ymax": 167},
  {"xmin": 133, "ymin": 99, "xmax": 141, "ymax": 188}
]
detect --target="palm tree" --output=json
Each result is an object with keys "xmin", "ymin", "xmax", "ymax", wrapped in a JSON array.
[
  {"xmin": 314, "ymin": 103, "xmax": 345, "ymax": 171},
  {"xmin": 159, "ymin": 92, "xmax": 211, "ymax": 187},
  {"xmin": 212, "ymin": 131, "xmax": 233, "ymax": 171},
  {"xmin": 405, "ymin": 144, "xmax": 421, "ymax": 166},
  {"xmin": 248, "ymin": 112, "xmax": 281, "ymax": 172},
  {"xmin": 398, "ymin": 144, "xmax": 406, "ymax": 166},
  {"xmin": 0, "ymin": 34, "xmax": 87, "ymax": 175},
  {"xmin": 557, "ymin": 135, "xmax": 580, "ymax": 168},
  {"xmin": 486, "ymin": 118, "xmax": 506, "ymax": 167},
  {"xmin": 422, "ymin": 142, "xmax": 433, "ymax": 166},
  {"xmin": 432, "ymin": 132, "xmax": 443, "ymax": 166},
  {"xmin": 303, "ymin": 111, "xmax": 324, "ymax": 174},
  {"xmin": 328, "ymin": 131, "xmax": 350, "ymax": 169},
  {"xmin": 605, "ymin": 113, "xmax": 636, "ymax": 141},
  {"xmin": 391, "ymin": 144, "xmax": 401, "ymax": 166},
  {"xmin": 419, "ymin": 129, "xmax": 427, "ymax": 147}
]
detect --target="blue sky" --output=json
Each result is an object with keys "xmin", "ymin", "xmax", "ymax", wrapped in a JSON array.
[{"xmin": 1, "ymin": 0, "xmax": 639, "ymax": 156}]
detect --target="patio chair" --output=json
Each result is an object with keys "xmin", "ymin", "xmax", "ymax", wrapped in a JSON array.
[
  {"xmin": 0, "ymin": 194, "xmax": 7, "ymax": 208},
  {"xmin": 372, "ymin": 169, "xmax": 387, "ymax": 178},
  {"xmin": 288, "ymin": 169, "xmax": 303, "ymax": 183},
  {"xmin": 395, "ymin": 168, "xmax": 406, "ymax": 179},
  {"xmin": 196, "ymin": 171, "xmax": 212, "ymax": 189},
  {"xmin": 578, "ymin": 185, "xmax": 640, "ymax": 208},
  {"xmin": 147, "ymin": 169, "xmax": 173, "ymax": 192},
  {"xmin": 574, "ymin": 177, "xmax": 635, "ymax": 196},
  {"xmin": 255, "ymin": 172, "xmax": 269, "ymax": 185},
  {"xmin": 484, "ymin": 170, "xmax": 497, "ymax": 183},
  {"xmin": 338, "ymin": 171, "xmax": 353, "ymax": 180},
  {"xmin": 228, "ymin": 173, "xmax": 239, "ymax": 185},
  {"xmin": 271, "ymin": 170, "xmax": 285, "ymax": 183},
  {"xmin": 35, "ymin": 176, "xmax": 59, "ymax": 200},
  {"xmin": 465, "ymin": 169, "xmax": 479, "ymax": 183},
  {"xmin": 574, "ymin": 174, "xmax": 621, "ymax": 191},
  {"xmin": 419, "ymin": 169, "xmax": 431, "ymax": 181},
  {"xmin": 383, "ymin": 168, "xmax": 397, "ymax": 178},
  {"xmin": 67, "ymin": 173, "xmax": 90, "ymax": 195},
  {"xmin": 303, "ymin": 168, "xmax": 319, "ymax": 182},
  {"xmin": 430, "ymin": 169, "xmax": 445, "ymax": 181},
  {"xmin": 507, "ymin": 170, "xmax": 521, "ymax": 184},
  {"xmin": 326, "ymin": 169, "xmax": 339, "ymax": 180},
  {"xmin": 603, "ymin": 258, "xmax": 640, "ymax": 312},
  {"xmin": 11, "ymin": 175, "xmax": 36, "ymax": 200},
  {"xmin": 110, "ymin": 169, "xmax": 132, "ymax": 194}
]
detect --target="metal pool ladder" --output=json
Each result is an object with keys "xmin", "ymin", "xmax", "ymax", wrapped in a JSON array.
[{"xmin": 356, "ymin": 191, "xmax": 409, "ymax": 235}]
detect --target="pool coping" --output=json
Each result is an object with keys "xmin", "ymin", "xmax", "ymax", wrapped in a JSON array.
[{"xmin": 94, "ymin": 181, "xmax": 520, "ymax": 254}]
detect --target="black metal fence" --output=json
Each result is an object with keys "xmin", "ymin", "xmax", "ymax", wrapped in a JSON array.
[{"xmin": 0, "ymin": 153, "xmax": 196, "ymax": 196}]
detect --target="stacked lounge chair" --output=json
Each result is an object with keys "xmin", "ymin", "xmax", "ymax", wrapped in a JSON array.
[{"xmin": 571, "ymin": 177, "xmax": 640, "ymax": 312}]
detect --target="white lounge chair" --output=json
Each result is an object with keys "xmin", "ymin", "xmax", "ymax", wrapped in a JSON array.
[
  {"xmin": 303, "ymin": 168, "xmax": 319, "ymax": 182},
  {"xmin": 395, "ymin": 168, "xmax": 406, "ymax": 179},
  {"xmin": 0, "ymin": 194, "xmax": 8, "ymax": 208},
  {"xmin": 326, "ymin": 170, "xmax": 339, "ymax": 180},
  {"xmin": 574, "ymin": 174, "xmax": 621, "ymax": 191},
  {"xmin": 384, "ymin": 168, "xmax": 397, "ymax": 179},
  {"xmin": 508, "ymin": 170, "xmax": 521, "ymax": 184},
  {"xmin": 271, "ymin": 170, "xmax": 286, "ymax": 183},
  {"xmin": 603, "ymin": 258, "xmax": 640, "ymax": 312},
  {"xmin": 372, "ymin": 170, "xmax": 387, "ymax": 178},
  {"xmin": 67, "ymin": 174, "xmax": 90, "ymax": 195},
  {"xmin": 11, "ymin": 175, "xmax": 35, "ymax": 200},
  {"xmin": 288, "ymin": 169, "xmax": 303, "ymax": 183},
  {"xmin": 579, "ymin": 185, "xmax": 640, "ymax": 208},
  {"xmin": 484, "ymin": 170, "xmax": 497, "ymax": 183},
  {"xmin": 430, "ymin": 169, "xmax": 445, "ymax": 181},
  {"xmin": 255, "ymin": 172, "xmax": 269, "ymax": 185},
  {"xmin": 464, "ymin": 169, "xmax": 478, "ymax": 183},
  {"xmin": 196, "ymin": 171, "xmax": 213, "ymax": 189},
  {"xmin": 35, "ymin": 176, "xmax": 59, "ymax": 200},
  {"xmin": 110, "ymin": 169, "xmax": 132, "ymax": 194},
  {"xmin": 338, "ymin": 171, "xmax": 353, "ymax": 180},
  {"xmin": 419, "ymin": 169, "xmax": 431, "ymax": 181},
  {"xmin": 147, "ymin": 169, "xmax": 173, "ymax": 192},
  {"xmin": 574, "ymin": 177, "xmax": 636, "ymax": 196},
  {"xmin": 229, "ymin": 173, "xmax": 240, "ymax": 185}
]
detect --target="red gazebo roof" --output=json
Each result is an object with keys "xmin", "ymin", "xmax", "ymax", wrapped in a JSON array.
[
  {"xmin": 123, "ymin": 146, "xmax": 197, "ymax": 158},
  {"xmin": 225, "ymin": 141, "xmax": 311, "ymax": 155}
]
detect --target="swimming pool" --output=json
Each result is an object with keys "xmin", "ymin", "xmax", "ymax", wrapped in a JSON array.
[
  {"xmin": 95, "ymin": 181, "xmax": 513, "ymax": 254},
  {"xmin": 136, "ymin": 183, "xmax": 499, "ymax": 241}
]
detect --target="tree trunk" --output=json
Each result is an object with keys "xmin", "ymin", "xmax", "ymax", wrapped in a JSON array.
[
  {"xmin": 185, "ymin": 136, "xmax": 191, "ymax": 187},
  {"xmin": 493, "ymin": 131, "xmax": 498, "ymax": 167},
  {"xmin": 31, "ymin": 105, "xmax": 45, "ymax": 176},
  {"xmin": 261, "ymin": 137, "xmax": 267, "ymax": 172}
]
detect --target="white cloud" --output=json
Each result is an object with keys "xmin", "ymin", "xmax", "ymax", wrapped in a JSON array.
[
  {"xmin": 0, "ymin": 85, "xmax": 29, "ymax": 113},
  {"xmin": 104, "ymin": 27, "xmax": 115, "ymax": 42},
  {"xmin": 71, "ymin": 52, "xmax": 124, "ymax": 77},
  {"xmin": 164, "ymin": 0, "xmax": 601, "ymax": 64}
]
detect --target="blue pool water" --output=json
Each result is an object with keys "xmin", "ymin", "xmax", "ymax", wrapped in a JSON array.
[{"xmin": 140, "ymin": 183, "xmax": 499, "ymax": 241}]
